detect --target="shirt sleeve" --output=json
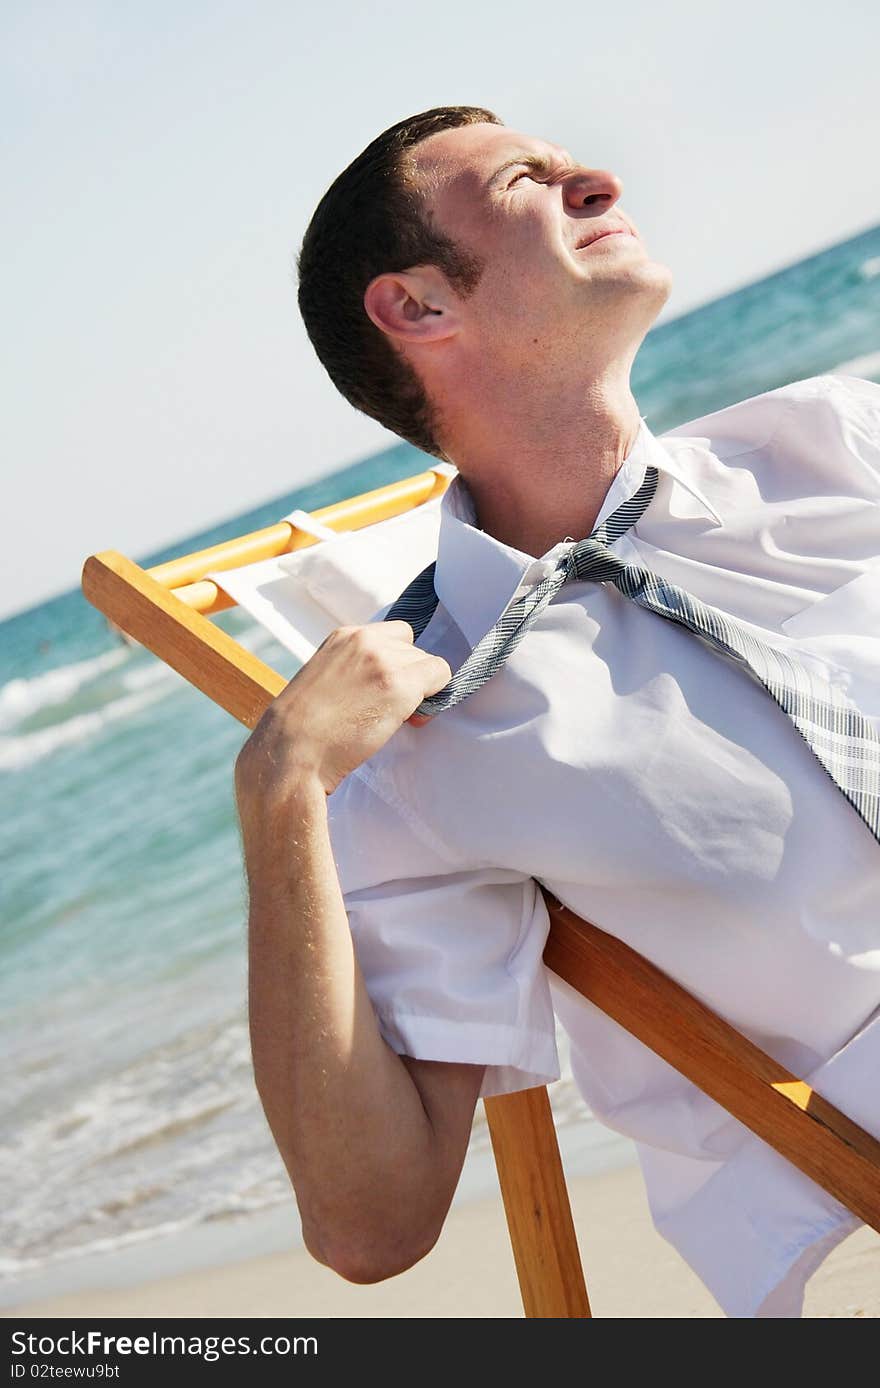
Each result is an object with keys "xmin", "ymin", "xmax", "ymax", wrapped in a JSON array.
[{"xmin": 325, "ymin": 765, "xmax": 560, "ymax": 1100}]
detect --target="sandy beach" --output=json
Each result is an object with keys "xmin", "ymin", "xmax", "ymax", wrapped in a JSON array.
[{"xmin": 8, "ymin": 1161, "xmax": 879, "ymax": 1320}]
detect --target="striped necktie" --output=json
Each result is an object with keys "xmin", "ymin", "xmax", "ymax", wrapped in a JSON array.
[{"xmin": 384, "ymin": 462, "xmax": 880, "ymax": 845}]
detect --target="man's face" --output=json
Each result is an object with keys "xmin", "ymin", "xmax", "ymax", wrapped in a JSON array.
[{"xmin": 408, "ymin": 121, "xmax": 672, "ymax": 361}]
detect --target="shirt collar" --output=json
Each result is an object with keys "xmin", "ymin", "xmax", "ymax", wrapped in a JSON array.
[{"xmin": 435, "ymin": 416, "xmax": 723, "ymax": 648}]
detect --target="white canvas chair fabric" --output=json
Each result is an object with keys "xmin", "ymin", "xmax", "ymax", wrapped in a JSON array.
[{"xmin": 207, "ymin": 463, "xmax": 455, "ymax": 663}]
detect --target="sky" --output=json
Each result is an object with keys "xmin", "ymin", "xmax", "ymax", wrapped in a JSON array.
[{"xmin": 3, "ymin": 0, "xmax": 879, "ymax": 621}]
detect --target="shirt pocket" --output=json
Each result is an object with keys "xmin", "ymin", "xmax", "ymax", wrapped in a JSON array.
[
  {"xmin": 779, "ymin": 561, "xmax": 880, "ymax": 719},
  {"xmin": 780, "ymin": 561, "xmax": 880, "ymax": 641}
]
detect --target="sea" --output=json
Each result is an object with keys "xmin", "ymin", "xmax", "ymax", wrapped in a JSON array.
[{"xmin": 3, "ymin": 224, "xmax": 880, "ymax": 1306}]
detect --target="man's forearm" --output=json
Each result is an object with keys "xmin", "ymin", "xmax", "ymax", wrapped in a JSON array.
[
  {"xmin": 245, "ymin": 771, "xmax": 443, "ymax": 1276},
  {"xmin": 235, "ymin": 620, "xmax": 461, "ymax": 1279}
]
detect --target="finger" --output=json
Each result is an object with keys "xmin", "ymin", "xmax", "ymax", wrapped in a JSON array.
[
  {"xmin": 406, "ymin": 711, "xmax": 432, "ymax": 727},
  {"xmin": 422, "ymin": 653, "xmax": 452, "ymax": 694},
  {"xmin": 382, "ymin": 620, "xmax": 415, "ymax": 643}
]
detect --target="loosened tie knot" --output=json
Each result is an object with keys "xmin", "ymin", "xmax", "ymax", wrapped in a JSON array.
[{"xmin": 566, "ymin": 536, "xmax": 628, "ymax": 584}]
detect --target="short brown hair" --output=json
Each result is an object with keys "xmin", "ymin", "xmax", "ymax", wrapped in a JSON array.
[{"xmin": 296, "ymin": 106, "xmax": 502, "ymax": 458}]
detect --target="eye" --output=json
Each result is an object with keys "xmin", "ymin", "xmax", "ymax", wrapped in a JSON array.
[{"xmin": 507, "ymin": 169, "xmax": 537, "ymax": 189}]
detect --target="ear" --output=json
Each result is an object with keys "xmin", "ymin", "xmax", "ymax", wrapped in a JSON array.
[{"xmin": 363, "ymin": 266, "xmax": 461, "ymax": 346}]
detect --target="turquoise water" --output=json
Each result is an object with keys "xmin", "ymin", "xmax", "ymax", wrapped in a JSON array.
[{"xmin": 2, "ymin": 224, "xmax": 880, "ymax": 1287}]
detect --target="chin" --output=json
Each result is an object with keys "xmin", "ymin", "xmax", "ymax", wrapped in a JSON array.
[
  {"xmin": 620, "ymin": 255, "xmax": 673, "ymax": 313},
  {"xmin": 575, "ymin": 260, "xmax": 671, "ymax": 346},
  {"xmin": 649, "ymin": 255, "xmax": 673, "ymax": 290},
  {"xmin": 645, "ymin": 260, "xmax": 673, "ymax": 308},
  {"xmin": 626, "ymin": 243, "xmax": 672, "ymax": 285}
]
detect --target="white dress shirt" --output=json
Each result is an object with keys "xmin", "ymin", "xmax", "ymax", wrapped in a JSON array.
[{"xmin": 325, "ymin": 373, "xmax": 880, "ymax": 1318}]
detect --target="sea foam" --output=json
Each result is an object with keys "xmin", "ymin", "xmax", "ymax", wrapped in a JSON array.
[{"xmin": 0, "ymin": 648, "xmax": 129, "ymax": 732}]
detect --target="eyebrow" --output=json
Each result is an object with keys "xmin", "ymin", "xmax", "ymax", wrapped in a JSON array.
[{"xmin": 486, "ymin": 150, "xmax": 571, "ymax": 189}]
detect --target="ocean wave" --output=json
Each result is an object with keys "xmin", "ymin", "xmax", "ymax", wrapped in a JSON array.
[
  {"xmin": 120, "ymin": 660, "xmax": 183, "ymax": 693},
  {"xmin": 0, "ymin": 1189, "xmax": 293, "ymax": 1287},
  {"xmin": 0, "ymin": 622, "xmax": 277, "ymax": 735},
  {"xmin": 0, "ymin": 1000, "xmax": 593, "ymax": 1282},
  {"xmin": 0, "ymin": 1012, "xmax": 275, "ymax": 1277},
  {"xmin": 0, "ymin": 648, "xmax": 129, "ymax": 732},
  {"xmin": 0, "ymin": 617, "xmax": 292, "ymax": 775},
  {"xmin": 0, "ymin": 1211, "xmax": 230, "ymax": 1284},
  {"xmin": 0, "ymin": 684, "xmax": 174, "ymax": 772},
  {"xmin": 859, "ymin": 256, "xmax": 880, "ymax": 280}
]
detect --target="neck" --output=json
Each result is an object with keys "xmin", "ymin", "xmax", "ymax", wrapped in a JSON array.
[{"xmin": 435, "ymin": 355, "xmax": 643, "ymax": 557}]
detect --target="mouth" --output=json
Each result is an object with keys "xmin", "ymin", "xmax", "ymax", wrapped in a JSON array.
[{"xmin": 574, "ymin": 227, "xmax": 635, "ymax": 251}]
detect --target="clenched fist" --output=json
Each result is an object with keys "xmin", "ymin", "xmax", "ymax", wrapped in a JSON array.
[{"xmin": 234, "ymin": 621, "xmax": 452, "ymax": 819}]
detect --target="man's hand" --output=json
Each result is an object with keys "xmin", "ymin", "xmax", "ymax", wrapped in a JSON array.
[{"xmin": 235, "ymin": 620, "xmax": 451, "ymax": 813}]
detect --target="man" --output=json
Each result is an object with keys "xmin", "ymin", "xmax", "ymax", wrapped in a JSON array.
[{"xmin": 234, "ymin": 107, "xmax": 880, "ymax": 1317}]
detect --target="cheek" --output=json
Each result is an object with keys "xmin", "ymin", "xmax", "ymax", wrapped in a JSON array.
[
  {"xmin": 492, "ymin": 226, "xmax": 565, "ymax": 296},
  {"xmin": 463, "ymin": 215, "xmax": 571, "ymax": 331},
  {"xmin": 501, "ymin": 251, "xmax": 572, "ymax": 330}
]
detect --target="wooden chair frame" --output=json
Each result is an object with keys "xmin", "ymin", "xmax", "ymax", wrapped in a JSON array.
[{"xmin": 82, "ymin": 467, "xmax": 880, "ymax": 1318}]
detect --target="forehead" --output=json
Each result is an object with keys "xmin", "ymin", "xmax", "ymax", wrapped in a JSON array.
[{"xmin": 409, "ymin": 122, "xmax": 570, "ymax": 192}]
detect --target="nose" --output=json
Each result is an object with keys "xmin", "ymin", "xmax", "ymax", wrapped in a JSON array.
[{"xmin": 562, "ymin": 167, "xmax": 623, "ymax": 212}]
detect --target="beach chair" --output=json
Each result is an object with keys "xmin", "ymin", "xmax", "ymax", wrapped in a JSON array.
[{"xmin": 82, "ymin": 466, "xmax": 880, "ymax": 1318}]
